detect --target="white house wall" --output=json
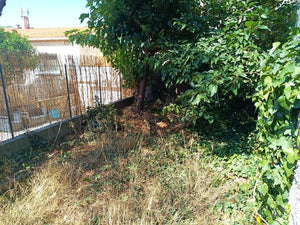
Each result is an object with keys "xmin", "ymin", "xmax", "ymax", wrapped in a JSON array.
[
  {"xmin": 23, "ymin": 39, "xmax": 121, "ymax": 109},
  {"xmin": 31, "ymin": 41, "xmax": 81, "ymax": 57}
]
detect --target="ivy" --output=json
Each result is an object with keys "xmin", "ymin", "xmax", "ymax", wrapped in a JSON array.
[{"xmin": 253, "ymin": 39, "xmax": 300, "ymax": 223}]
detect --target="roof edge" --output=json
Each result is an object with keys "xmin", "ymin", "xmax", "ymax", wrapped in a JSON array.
[{"xmin": 28, "ymin": 37, "xmax": 69, "ymax": 41}]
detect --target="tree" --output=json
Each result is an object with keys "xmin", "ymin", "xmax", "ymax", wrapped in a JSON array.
[
  {"xmin": 157, "ymin": 0, "xmax": 298, "ymax": 124},
  {"xmin": 0, "ymin": 0, "xmax": 6, "ymax": 16},
  {"xmin": 67, "ymin": 0, "xmax": 196, "ymax": 112},
  {"xmin": 0, "ymin": 28, "xmax": 37, "ymax": 84}
]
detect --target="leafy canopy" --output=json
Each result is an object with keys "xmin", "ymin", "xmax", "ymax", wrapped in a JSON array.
[
  {"xmin": 157, "ymin": 0, "xmax": 298, "ymax": 124},
  {"xmin": 0, "ymin": 28, "xmax": 37, "ymax": 83},
  {"xmin": 67, "ymin": 0, "xmax": 196, "ymax": 87}
]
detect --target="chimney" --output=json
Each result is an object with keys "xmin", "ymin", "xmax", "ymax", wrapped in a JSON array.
[{"xmin": 21, "ymin": 8, "xmax": 30, "ymax": 29}]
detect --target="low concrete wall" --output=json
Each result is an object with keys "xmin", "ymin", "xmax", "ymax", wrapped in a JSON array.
[
  {"xmin": 0, "ymin": 116, "xmax": 83, "ymax": 157},
  {"xmin": 0, "ymin": 96, "xmax": 134, "ymax": 158},
  {"xmin": 112, "ymin": 96, "xmax": 134, "ymax": 109}
]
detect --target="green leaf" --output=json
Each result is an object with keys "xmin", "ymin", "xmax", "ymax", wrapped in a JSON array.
[
  {"xmin": 240, "ymin": 182, "xmax": 248, "ymax": 192},
  {"xmin": 277, "ymin": 96, "xmax": 290, "ymax": 110},
  {"xmin": 191, "ymin": 94, "xmax": 202, "ymax": 105},
  {"xmin": 283, "ymin": 161, "xmax": 294, "ymax": 177},
  {"xmin": 208, "ymin": 84, "xmax": 218, "ymax": 97},
  {"xmin": 245, "ymin": 21, "xmax": 254, "ymax": 27},
  {"xmin": 267, "ymin": 195, "xmax": 277, "ymax": 209},
  {"xmin": 275, "ymin": 194, "xmax": 284, "ymax": 208},
  {"xmin": 258, "ymin": 25, "xmax": 270, "ymax": 31},
  {"xmin": 269, "ymin": 136, "xmax": 298, "ymax": 163},
  {"xmin": 278, "ymin": 136, "xmax": 293, "ymax": 151},
  {"xmin": 287, "ymin": 153, "xmax": 298, "ymax": 164},
  {"xmin": 280, "ymin": 63, "xmax": 295, "ymax": 77},
  {"xmin": 284, "ymin": 86, "xmax": 292, "ymax": 99},
  {"xmin": 290, "ymin": 89, "xmax": 299, "ymax": 102},
  {"xmin": 270, "ymin": 42, "xmax": 281, "ymax": 54},
  {"xmin": 79, "ymin": 13, "xmax": 89, "ymax": 22},
  {"xmin": 231, "ymin": 87, "xmax": 238, "ymax": 96},
  {"xmin": 263, "ymin": 76, "xmax": 272, "ymax": 86},
  {"xmin": 263, "ymin": 208, "xmax": 273, "ymax": 223},
  {"xmin": 292, "ymin": 66, "xmax": 300, "ymax": 77},
  {"xmin": 297, "ymin": 136, "xmax": 300, "ymax": 149},
  {"xmin": 258, "ymin": 182, "xmax": 268, "ymax": 196}
]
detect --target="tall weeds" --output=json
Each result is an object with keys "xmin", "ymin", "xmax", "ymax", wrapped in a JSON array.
[{"xmin": 0, "ymin": 118, "xmax": 245, "ymax": 224}]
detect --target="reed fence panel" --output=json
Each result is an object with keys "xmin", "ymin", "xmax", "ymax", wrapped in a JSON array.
[{"xmin": 0, "ymin": 53, "xmax": 133, "ymax": 142}]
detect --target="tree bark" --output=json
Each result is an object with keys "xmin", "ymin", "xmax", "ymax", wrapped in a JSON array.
[{"xmin": 136, "ymin": 62, "xmax": 149, "ymax": 113}]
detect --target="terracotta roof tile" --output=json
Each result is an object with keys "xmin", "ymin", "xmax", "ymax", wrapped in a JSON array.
[{"xmin": 4, "ymin": 27, "xmax": 86, "ymax": 39}]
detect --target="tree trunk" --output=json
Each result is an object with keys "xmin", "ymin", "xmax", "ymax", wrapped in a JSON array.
[{"xmin": 136, "ymin": 63, "xmax": 149, "ymax": 113}]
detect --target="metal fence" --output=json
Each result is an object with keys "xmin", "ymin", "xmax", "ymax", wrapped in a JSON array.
[{"xmin": 0, "ymin": 53, "xmax": 133, "ymax": 142}]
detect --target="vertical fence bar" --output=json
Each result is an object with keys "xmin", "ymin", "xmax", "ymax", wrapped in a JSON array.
[
  {"xmin": 72, "ymin": 63, "xmax": 81, "ymax": 116},
  {"xmin": 98, "ymin": 66, "xmax": 103, "ymax": 105},
  {"xmin": 0, "ymin": 64, "xmax": 14, "ymax": 139},
  {"xmin": 119, "ymin": 73, "xmax": 123, "ymax": 100},
  {"xmin": 64, "ymin": 64, "xmax": 72, "ymax": 118}
]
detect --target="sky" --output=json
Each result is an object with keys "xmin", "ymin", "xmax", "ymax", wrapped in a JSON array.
[{"xmin": 0, "ymin": 0, "xmax": 88, "ymax": 28}]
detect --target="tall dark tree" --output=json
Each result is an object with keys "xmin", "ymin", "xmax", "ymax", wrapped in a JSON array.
[
  {"xmin": 0, "ymin": 0, "xmax": 5, "ymax": 16},
  {"xmin": 67, "ymin": 0, "xmax": 195, "ymax": 112}
]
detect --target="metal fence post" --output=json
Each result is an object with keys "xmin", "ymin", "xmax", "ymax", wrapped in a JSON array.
[
  {"xmin": 98, "ymin": 66, "xmax": 103, "ymax": 105},
  {"xmin": 64, "ymin": 64, "xmax": 72, "ymax": 118},
  {"xmin": 119, "ymin": 73, "xmax": 123, "ymax": 100},
  {"xmin": 0, "ymin": 64, "xmax": 14, "ymax": 139},
  {"xmin": 72, "ymin": 63, "xmax": 81, "ymax": 116}
]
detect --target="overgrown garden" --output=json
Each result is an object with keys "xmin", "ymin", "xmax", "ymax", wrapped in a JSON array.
[
  {"xmin": 0, "ymin": 104, "xmax": 278, "ymax": 224},
  {"xmin": 0, "ymin": 0, "xmax": 299, "ymax": 224},
  {"xmin": 67, "ymin": 0, "xmax": 300, "ymax": 223}
]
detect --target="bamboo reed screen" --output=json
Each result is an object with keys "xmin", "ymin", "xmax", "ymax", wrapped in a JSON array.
[{"xmin": 0, "ymin": 53, "xmax": 133, "ymax": 141}]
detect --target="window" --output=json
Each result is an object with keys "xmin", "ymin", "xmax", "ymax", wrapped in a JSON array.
[{"xmin": 35, "ymin": 53, "xmax": 61, "ymax": 76}]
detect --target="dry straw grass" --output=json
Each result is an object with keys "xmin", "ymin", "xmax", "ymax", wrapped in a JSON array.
[{"xmin": 0, "ymin": 121, "xmax": 237, "ymax": 225}]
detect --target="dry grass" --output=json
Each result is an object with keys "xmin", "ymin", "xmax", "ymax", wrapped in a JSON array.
[{"xmin": 0, "ymin": 110, "xmax": 244, "ymax": 225}]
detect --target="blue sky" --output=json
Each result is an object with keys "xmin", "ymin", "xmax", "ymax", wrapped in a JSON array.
[{"xmin": 0, "ymin": 0, "xmax": 88, "ymax": 28}]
